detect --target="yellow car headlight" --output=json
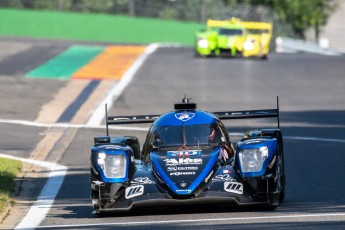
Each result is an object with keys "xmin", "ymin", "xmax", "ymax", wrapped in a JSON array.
[
  {"xmin": 198, "ymin": 39, "xmax": 209, "ymax": 49},
  {"xmin": 244, "ymin": 40, "xmax": 255, "ymax": 50}
]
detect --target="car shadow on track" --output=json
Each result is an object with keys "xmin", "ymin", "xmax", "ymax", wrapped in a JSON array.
[{"xmin": 51, "ymin": 203, "xmax": 286, "ymax": 220}]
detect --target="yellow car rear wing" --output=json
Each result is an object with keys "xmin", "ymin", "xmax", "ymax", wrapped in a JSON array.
[
  {"xmin": 241, "ymin": 21, "xmax": 272, "ymax": 33},
  {"xmin": 207, "ymin": 18, "xmax": 272, "ymax": 33},
  {"xmin": 207, "ymin": 18, "xmax": 243, "ymax": 28}
]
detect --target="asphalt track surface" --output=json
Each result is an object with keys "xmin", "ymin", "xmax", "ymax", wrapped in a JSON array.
[{"xmin": 1, "ymin": 37, "xmax": 345, "ymax": 229}]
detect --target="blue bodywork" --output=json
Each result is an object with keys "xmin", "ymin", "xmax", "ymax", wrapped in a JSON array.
[{"xmin": 151, "ymin": 149, "xmax": 219, "ymax": 195}]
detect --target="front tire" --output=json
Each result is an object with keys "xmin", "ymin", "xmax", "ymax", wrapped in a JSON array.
[
  {"xmin": 267, "ymin": 155, "xmax": 285, "ymax": 210},
  {"xmin": 276, "ymin": 155, "xmax": 285, "ymax": 203},
  {"xmin": 276, "ymin": 132, "xmax": 286, "ymax": 202},
  {"xmin": 194, "ymin": 49, "xmax": 201, "ymax": 58}
]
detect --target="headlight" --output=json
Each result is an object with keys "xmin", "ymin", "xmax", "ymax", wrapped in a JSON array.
[
  {"xmin": 227, "ymin": 40, "xmax": 234, "ymax": 47},
  {"xmin": 243, "ymin": 40, "xmax": 255, "ymax": 50},
  {"xmin": 98, "ymin": 153, "xmax": 126, "ymax": 178},
  {"xmin": 239, "ymin": 147, "xmax": 268, "ymax": 172},
  {"xmin": 198, "ymin": 39, "xmax": 208, "ymax": 48}
]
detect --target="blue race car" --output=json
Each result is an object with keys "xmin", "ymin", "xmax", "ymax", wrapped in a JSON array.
[{"xmin": 90, "ymin": 97, "xmax": 285, "ymax": 214}]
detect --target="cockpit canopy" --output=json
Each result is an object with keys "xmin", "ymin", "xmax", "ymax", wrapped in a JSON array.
[
  {"xmin": 152, "ymin": 123, "xmax": 223, "ymax": 148},
  {"xmin": 146, "ymin": 110, "xmax": 226, "ymax": 149},
  {"xmin": 218, "ymin": 28, "xmax": 243, "ymax": 36}
]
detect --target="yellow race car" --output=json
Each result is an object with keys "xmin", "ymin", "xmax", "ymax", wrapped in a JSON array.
[{"xmin": 195, "ymin": 18, "xmax": 272, "ymax": 59}]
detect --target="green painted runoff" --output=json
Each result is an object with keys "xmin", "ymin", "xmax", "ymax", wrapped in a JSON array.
[{"xmin": 26, "ymin": 46, "xmax": 104, "ymax": 79}]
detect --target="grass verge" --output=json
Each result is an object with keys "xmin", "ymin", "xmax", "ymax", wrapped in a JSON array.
[
  {"xmin": 0, "ymin": 157, "xmax": 22, "ymax": 216},
  {"xmin": 0, "ymin": 9, "xmax": 203, "ymax": 46}
]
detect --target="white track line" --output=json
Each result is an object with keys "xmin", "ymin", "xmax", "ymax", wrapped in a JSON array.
[
  {"xmin": 0, "ymin": 119, "xmax": 149, "ymax": 131},
  {"xmin": 86, "ymin": 43, "xmax": 160, "ymax": 126},
  {"xmin": 0, "ymin": 154, "xmax": 67, "ymax": 230},
  {"xmin": 36, "ymin": 212, "xmax": 345, "ymax": 229},
  {"xmin": 2, "ymin": 118, "xmax": 345, "ymax": 143},
  {"xmin": 285, "ymin": 135, "xmax": 345, "ymax": 143}
]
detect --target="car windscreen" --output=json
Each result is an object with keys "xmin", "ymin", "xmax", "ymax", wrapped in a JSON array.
[
  {"xmin": 218, "ymin": 28, "xmax": 243, "ymax": 36},
  {"xmin": 246, "ymin": 29, "xmax": 270, "ymax": 34},
  {"xmin": 152, "ymin": 123, "xmax": 222, "ymax": 148}
]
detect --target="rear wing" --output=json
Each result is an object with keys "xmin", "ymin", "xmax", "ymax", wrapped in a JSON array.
[
  {"xmin": 206, "ymin": 18, "xmax": 272, "ymax": 33},
  {"xmin": 207, "ymin": 18, "xmax": 243, "ymax": 28},
  {"xmin": 207, "ymin": 19, "xmax": 239, "ymax": 28},
  {"xmin": 105, "ymin": 97, "xmax": 280, "ymax": 136},
  {"xmin": 241, "ymin": 21, "xmax": 272, "ymax": 32}
]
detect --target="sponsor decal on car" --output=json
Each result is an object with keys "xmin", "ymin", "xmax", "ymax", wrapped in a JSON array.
[
  {"xmin": 125, "ymin": 185, "xmax": 144, "ymax": 199},
  {"xmin": 167, "ymin": 165, "xmax": 199, "ymax": 176},
  {"xmin": 167, "ymin": 166, "xmax": 198, "ymax": 171},
  {"xmin": 164, "ymin": 158, "xmax": 203, "ymax": 166},
  {"xmin": 212, "ymin": 174, "xmax": 237, "ymax": 182},
  {"xmin": 244, "ymin": 139, "xmax": 266, "ymax": 144},
  {"xmin": 170, "ymin": 171, "xmax": 196, "ymax": 176},
  {"xmin": 167, "ymin": 166, "xmax": 177, "ymax": 171},
  {"xmin": 175, "ymin": 112, "xmax": 195, "ymax": 121},
  {"xmin": 224, "ymin": 182, "xmax": 243, "ymax": 194},
  {"xmin": 180, "ymin": 182, "xmax": 187, "ymax": 187},
  {"xmin": 176, "ymin": 189, "xmax": 192, "ymax": 193},
  {"xmin": 104, "ymin": 145, "xmax": 122, "ymax": 150},
  {"xmin": 268, "ymin": 155, "xmax": 276, "ymax": 169},
  {"xmin": 274, "ymin": 175, "xmax": 279, "ymax": 182},
  {"xmin": 131, "ymin": 177, "xmax": 156, "ymax": 185},
  {"xmin": 178, "ymin": 166, "xmax": 198, "ymax": 171}
]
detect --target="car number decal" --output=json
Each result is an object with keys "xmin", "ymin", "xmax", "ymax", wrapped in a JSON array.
[{"xmin": 167, "ymin": 150, "xmax": 201, "ymax": 157}]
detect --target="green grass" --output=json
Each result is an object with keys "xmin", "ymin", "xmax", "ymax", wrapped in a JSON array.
[
  {"xmin": 0, "ymin": 158, "xmax": 22, "ymax": 214},
  {"xmin": 0, "ymin": 9, "xmax": 203, "ymax": 46}
]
